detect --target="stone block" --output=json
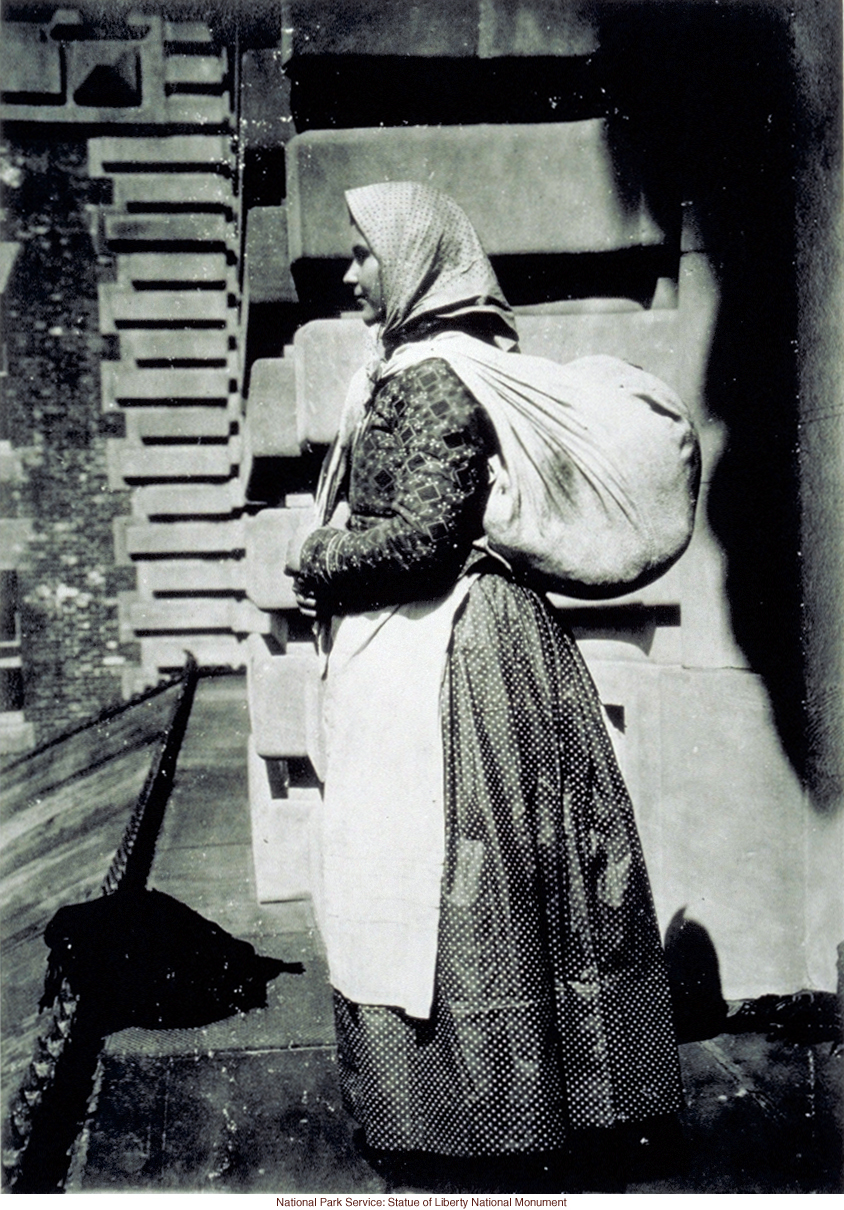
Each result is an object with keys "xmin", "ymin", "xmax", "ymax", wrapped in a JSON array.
[
  {"xmin": 563, "ymin": 658, "xmax": 834, "ymax": 999},
  {"xmin": 124, "ymin": 596, "xmax": 268, "ymax": 635},
  {"xmin": 0, "ymin": 443, "xmax": 24, "ymax": 487},
  {"xmin": 103, "ymin": 213, "xmax": 235, "ymax": 248},
  {"xmin": 247, "ymin": 735, "xmax": 317, "ymax": 903},
  {"xmin": 289, "ymin": 297, "xmax": 720, "ymax": 472},
  {"xmin": 131, "ymin": 481, "xmax": 243, "ymax": 518},
  {"xmin": 293, "ymin": 319, "xmax": 369, "ymax": 444},
  {"xmin": 164, "ymin": 21, "xmax": 214, "ymax": 45},
  {"xmin": 98, "ymin": 284, "xmax": 232, "ymax": 332},
  {"xmin": 477, "ymin": 0, "xmax": 599, "ymax": 57},
  {"xmin": 0, "ymin": 22, "xmax": 62, "ymax": 96},
  {"xmin": 803, "ymin": 809, "xmax": 844, "ymax": 991},
  {"xmin": 653, "ymin": 666, "xmax": 817, "ymax": 999},
  {"xmin": 246, "ymin": 358, "xmax": 299, "ymax": 456},
  {"xmin": 676, "ymin": 251, "xmax": 720, "ymax": 411},
  {"xmin": 291, "ymin": 311, "xmax": 692, "ymax": 449},
  {"xmin": 281, "ymin": 0, "xmax": 478, "ymax": 59},
  {"xmin": 164, "ymin": 53, "xmax": 226, "ymax": 87},
  {"xmin": 240, "ymin": 49, "xmax": 295, "ymax": 151},
  {"xmin": 64, "ymin": 38, "xmax": 146, "ymax": 108},
  {"xmin": 517, "ymin": 309, "xmax": 681, "ymax": 397},
  {"xmin": 245, "ymin": 508, "xmax": 314, "ymax": 611},
  {"xmin": 0, "ymin": 714, "xmax": 36, "ymax": 758},
  {"xmin": 135, "ymin": 559, "xmax": 245, "ymax": 596},
  {"xmin": 116, "ymin": 444, "xmax": 236, "ymax": 483},
  {"xmin": 89, "ymin": 135, "xmax": 232, "ymax": 175},
  {"xmin": 0, "ymin": 14, "xmax": 221, "ymax": 127},
  {"xmin": 111, "ymin": 513, "xmax": 134, "ymax": 566},
  {"xmin": 245, "ymin": 207, "xmax": 297, "ymax": 303},
  {"xmin": 122, "ymin": 408, "xmax": 233, "ymax": 445},
  {"xmin": 116, "ymin": 329, "xmax": 234, "ymax": 364},
  {"xmin": 246, "ymin": 638, "xmax": 321, "ymax": 759},
  {"xmin": 116, "ymin": 251, "xmax": 231, "ymax": 287},
  {"xmin": 286, "ymin": 121, "xmax": 666, "ymax": 261},
  {"xmin": 0, "ymin": 242, "xmax": 21, "ymax": 297},
  {"xmin": 125, "ymin": 519, "xmax": 245, "ymax": 557},
  {"xmin": 111, "ymin": 174, "xmax": 235, "ymax": 212},
  {"xmin": 164, "ymin": 94, "xmax": 232, "ymax": 126},
  {"xmin": 139, "ymin": 634, "xmax": 245, "ymax": 675},
  {"xmin": 101, "ymin": 364, "xmax": 231, "ymax": 405}
]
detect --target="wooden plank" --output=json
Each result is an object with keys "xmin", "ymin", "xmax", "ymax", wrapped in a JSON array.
[
  {"xmin": 0, "ymin": 758, "xmax": 154, "ymax": 914},
  {"xmin": 0, "ymin": 686, "xmax": 180, "ymax": 815}
]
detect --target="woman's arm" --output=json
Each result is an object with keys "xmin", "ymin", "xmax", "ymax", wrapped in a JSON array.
[{"xmin": 296, "ymin": 359, "xmax": 492, "ymax": 614}]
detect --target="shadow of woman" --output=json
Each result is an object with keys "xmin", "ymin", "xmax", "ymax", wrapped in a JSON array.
[
  {"xmin": 8, "ymin": 889, "xmax": 301, "ymax": 1194},
  {"xmin": 40, "ymin": 887, "xmax": 301, "ymax": 1032}
]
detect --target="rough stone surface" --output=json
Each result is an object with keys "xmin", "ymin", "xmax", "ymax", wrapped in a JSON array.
[
  {"xmin": 244, "ymin": 509, "xmax": 309, "ymax": 611},
  {"xmin": 245, "ymin": 207, "xmax": 298, "ymax": 303},
  {"xmin": 286, "ymin": 121, "xmax": 666, "ymax": 261},
  {"xmin": 247, "ymin": 640, "xmax": 319, "ymax": 759}
]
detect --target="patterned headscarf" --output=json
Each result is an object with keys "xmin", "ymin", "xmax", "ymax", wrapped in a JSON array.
[{"xmin": 344, "ymin": 181, "xmax": 518, "ymax": 349}]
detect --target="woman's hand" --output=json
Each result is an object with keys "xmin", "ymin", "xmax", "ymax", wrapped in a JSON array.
[
  {"xmin": 286, "ymin": 537, "xmax": 318, "ymax": 618},
  {"xmin": 284, "ymin": 515, "xmax": 318, "ymax": 617},
  {"xmin": 292, "ymin": 580, "xmax": 318, "ymax": 618}
]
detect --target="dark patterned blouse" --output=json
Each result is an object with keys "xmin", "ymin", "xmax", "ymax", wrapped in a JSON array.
[{"xmin": 297, "ymin": 358, "xmax": 495, "ymax": 615}]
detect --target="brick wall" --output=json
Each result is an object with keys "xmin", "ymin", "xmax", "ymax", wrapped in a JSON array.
[{"xmin": 2, "ymin": 138, "xmax": 138, "ymax": 743}]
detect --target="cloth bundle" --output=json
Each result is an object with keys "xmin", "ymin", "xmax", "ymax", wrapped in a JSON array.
[{"xmin": 384, "ymin": 332, "xmax": 701, "ymax": 598}]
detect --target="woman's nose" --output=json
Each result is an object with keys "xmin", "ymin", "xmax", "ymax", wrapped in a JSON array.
[{"xmin": 343, "ymin": 260, "xmax": 359, "ymax": 286}]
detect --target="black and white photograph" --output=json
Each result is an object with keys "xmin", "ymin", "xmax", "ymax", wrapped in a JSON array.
[{"xmin": 0, "ymin": 0, "xmax": 841, "ymax": 1198}]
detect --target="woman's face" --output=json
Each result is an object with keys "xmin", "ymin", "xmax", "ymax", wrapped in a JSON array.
[{"xmin": 343, "ymin": 224, "xmax": 383, "ymax": 326}]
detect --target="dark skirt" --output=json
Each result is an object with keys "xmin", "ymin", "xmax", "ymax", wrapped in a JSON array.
[{"xmin": 334, "ymin": 570, "xmax": 682, "ymax": 1156}]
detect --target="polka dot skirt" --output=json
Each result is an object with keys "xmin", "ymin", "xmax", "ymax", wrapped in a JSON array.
[{"xmin": 334, "ymin": 570, "xmax": 683, "ymax": 1156}]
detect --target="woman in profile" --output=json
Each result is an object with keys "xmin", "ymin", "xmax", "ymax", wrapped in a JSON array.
[{"xmin": 290, "ymin": 181, "xmax": 682, "ymax": 1192}]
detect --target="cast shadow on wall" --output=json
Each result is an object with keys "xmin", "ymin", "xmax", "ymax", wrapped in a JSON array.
[{"xmin": 600, "ymin": 2, "xmax": 815, "ymax": 804}]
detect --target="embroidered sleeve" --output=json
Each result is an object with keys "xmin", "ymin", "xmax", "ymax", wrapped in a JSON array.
[{"xmin": 297, "ymin": 359, "xmax": 492, "ymax": 613}]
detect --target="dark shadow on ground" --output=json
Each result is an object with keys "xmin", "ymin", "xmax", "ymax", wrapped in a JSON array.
[{"xmin": 6, "ymin": 889, "xmax": 301, "ymax": 1194}]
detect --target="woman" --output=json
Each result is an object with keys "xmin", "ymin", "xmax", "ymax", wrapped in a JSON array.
[{"xmin": 291, "ymin": 182, "xmax": 682, "ymax": 1190}]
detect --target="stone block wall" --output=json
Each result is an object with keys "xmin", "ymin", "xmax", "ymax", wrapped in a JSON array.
[
  {"xmin": 236, "ymin": 0, "xmax": 843, "ymax": 1000},
  {"xmin": 0, "ymin": 1, "xmax": 839, "ymax": 1001}
]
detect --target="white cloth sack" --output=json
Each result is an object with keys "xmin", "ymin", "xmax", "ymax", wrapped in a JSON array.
[{"xmin": 385, "ymin": 332, "xmax": 700, "ymax": 598}]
